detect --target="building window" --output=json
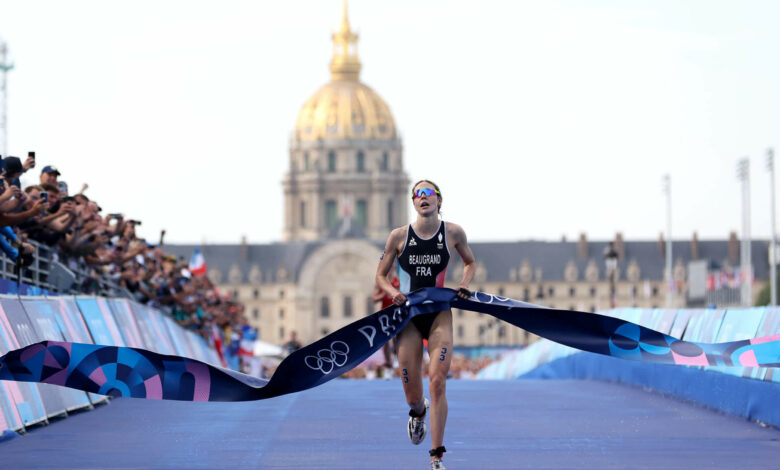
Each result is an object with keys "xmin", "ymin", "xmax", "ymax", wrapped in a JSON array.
[
  {"xmin": 498, "ymin": 287, "xmax": 505, "ymax": 296},
  {"xmin": 547, "ymin": 286, "xmax": 555, "ymax": 297},
  {"xmin": 232, "ymin": 290, "xmax": 238, "ymax": 299},
  {"xmin": 279, "ymin": 327, "xmax": 285, "ymax": 339},
  {"xmin": 343, "ymin": 296, "xmax": 353, "ymax": 317},
  {"xmin": 498, "ymin": 326, "xmax": 506, "ymax": 338},
  {"xmin": 590, "ymin": 305, "xmax": 596, "ymax": 313},
  {"xmin": 326, "ymin": 200, "xmax": 337, "ymax": 229},
  {"xmin": 589, "ymin": 287, "xmax": 596, "ymax": 297},
  {"xmin": 652, "ymin": 285, "xmax": 659, "ymax": 297},
  {"xmin": 366, "ymin": 296, "xmax": 374, "ymax": 314},
  {"xmin": 569, "ymin": 286, "xmax": 575, "ymax": 297},
  {"xmin": 252, "ymin": 308, "xmax": 259, "ymax": 319},
  {"xmin": 321, "ymin": 328, "xmax": 329, "ymax": 336},
  {"xmin": 631, "ymin": 285, "xmax": 638, "ymax": 297},
  {"xmin": 328, "ymin": 151, "xmax": 336, "ymax": 172},
  {"xmin": 300, "ymin": 201, "xmax": 306, "ymax": 227},
  {"xmin": 356, "ymin": 151, "xmax": 365, "ymax": 172},
  {"xmin": 279, "ymin": 289, "xmax": 284, "ymax": 299},
  {"xmin": 304, "ymin": 152, "xmax": 310, "ymax": 171},
  {"xmin": 381, "ymin": 152, "xmax": 389, "ymax": 171},
  {"xmin": 320, "ymin": 297, "xmax": 330, "ymax": 318},
  {"xmin": 356, "ymin": 200, "xmax": 367, "ymax": 229},
  {"xmin": 253, "ymin": 289, "xmax": 259, "ymax": 299},
  {"xmin": 457, "ymin": 325, "xmax": 464, "ymax": 339},
  {"xmin": 523, "ymin": 288, "xmax": 530, "ymax": 302},
  {"xmin": 569, "ymin": 305, "xmax": 575, "ymax": 311},
  {"xmin": 279, "ymin": 308, "xmax": 284, "ymax": 319},
  {"xmin": 457, "ymin": 309, "xmax": 463, "ymax": 318},
  {"xmin": 387, "ymin": 200, "xmax": 393, "ymax": 227}
]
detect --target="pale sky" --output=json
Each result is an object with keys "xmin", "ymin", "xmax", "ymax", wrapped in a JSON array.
[{"xmin": 0, "ymin": 0, "xmax": 778, "ymax": 245}]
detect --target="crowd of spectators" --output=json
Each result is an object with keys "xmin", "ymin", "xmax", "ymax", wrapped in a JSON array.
[{"xmin": 0, "ymin": 152, "xmax": 249, "ymax": 341}]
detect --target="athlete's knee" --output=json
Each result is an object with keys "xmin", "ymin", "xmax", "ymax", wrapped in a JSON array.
[{"xmin": 430, "ymin": 374, "xmax": 447, "ymax": 399}]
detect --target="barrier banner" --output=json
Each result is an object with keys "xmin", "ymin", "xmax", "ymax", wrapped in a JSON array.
[
  {"xmin": 19, "ymin": 299, "xmax": 92, "ymax": 411},
  {"xmin": 75, "ymin": 298, "xmax": 126, "ymax": 347},
  {"xmin": 0, "ymin": 288, "xmax": 778, "ymax": 403},
  {"xmin": 105, "ymin": 299, "xmax": 145, "ymax": 348},
  {"xmin": 0, "ymin": 297, "xmax": 68, "ymax": 416},
  {"xmin": 755, "ymin": 308, "xmax": 780, "ymax": 382},
  {"xmin": 126, "ymin": 302, "xmax": 175, "ymax": 355},
  {"xmin": 161, "ymin": 316, "xmax": 196, "ymax": 359},
  {"xmin": 53, "ymin": 298, "xmax": 108, "ymax": 404},
  {"xmin": 0, "ymin": 303, "xmax": 47, "ymax": 429}
]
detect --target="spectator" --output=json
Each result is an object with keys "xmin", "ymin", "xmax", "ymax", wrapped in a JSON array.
[{"xmin": 40, "ymin": 165, "xmax": 60, "ymax": 186}]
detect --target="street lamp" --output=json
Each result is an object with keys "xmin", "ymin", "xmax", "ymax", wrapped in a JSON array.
[{"xmin": 604, "ymin": 241, "xmax": 618, "ymax": 308}]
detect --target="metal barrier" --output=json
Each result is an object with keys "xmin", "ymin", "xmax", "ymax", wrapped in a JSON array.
[{"xmin": 0, "ymin": 240, "xmax": 131, "ymax": 298}]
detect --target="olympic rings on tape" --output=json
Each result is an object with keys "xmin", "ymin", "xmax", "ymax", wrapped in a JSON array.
[{"xmin": 304, "ymin": 341, "xmax": 350, "ymax": 374}]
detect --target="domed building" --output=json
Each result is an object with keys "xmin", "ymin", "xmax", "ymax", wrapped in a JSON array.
[
  {"xmin": 282, "ymin": 6, "xmax": 409, "ymax": 242},
  {"xmin": 166, "ymin": 5, "xmax": 771, "ymax": 348}
]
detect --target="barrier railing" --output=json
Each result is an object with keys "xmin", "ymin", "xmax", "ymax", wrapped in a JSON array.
[
  {"xmin": 0, "ymin": 240, "xmax": 132, "ymax": 299},
  {"xmin": 0, "ymin": 294, "xmax": 219, "ymax": 435}
]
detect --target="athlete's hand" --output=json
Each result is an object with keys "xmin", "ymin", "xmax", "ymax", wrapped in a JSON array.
[
  {"xmin": 456, "ymin": 286, "xmax": 471, "ymax": 299},
  {"xmin": 392, "ymin": 291, "xmax": 407, "ymax": 306}
]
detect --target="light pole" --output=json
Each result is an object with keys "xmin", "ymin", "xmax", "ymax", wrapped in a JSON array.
[
  {"xmin": 662, "ymin": 174, "xmax": 673, "ymax": 307},
  {"xmin": 768, "ymin": 148, "xmax": 777, "ymax": 306},
  {"xmin": 737, "ymin": 158, "xmax": 752, "ymax": 306},
  {"xmin": 604, "ymin": 242, "xmax": 618, "ymax": 308},
  {"xmin": 0, "ymin": 39, "xmax": 15, "ymax": 156}
]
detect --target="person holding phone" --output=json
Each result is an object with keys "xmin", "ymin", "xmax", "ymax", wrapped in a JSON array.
[
  {"xmin": 375, "ymin": 180, "xmax": 476, "ymax": 470},
  {"xmin": 40, "ymin": 165, "xmax": 61, "ymax": 186}
]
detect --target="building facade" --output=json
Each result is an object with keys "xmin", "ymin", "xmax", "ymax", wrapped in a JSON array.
[{"xmin": 167, "ymin": 7, "xmax": 771, "ymax": 348}]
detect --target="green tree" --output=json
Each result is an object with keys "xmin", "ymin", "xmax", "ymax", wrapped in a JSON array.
[{"xmin": 755, "ymin": 266, "xmax": 779, "ymax": 306}]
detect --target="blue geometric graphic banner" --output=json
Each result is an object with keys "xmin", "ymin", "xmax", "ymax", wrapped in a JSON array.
[{"xmin": 0, "ymin": 288, "xmax": 778, "ymax": 402}]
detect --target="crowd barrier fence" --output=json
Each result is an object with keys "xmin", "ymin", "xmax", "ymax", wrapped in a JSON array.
[
  {"xmin": 0, "ymin": 294, "xmax": 219, "ymax": 435},
  {"xmin": 477, "ymin": 306, "xmax": 780, "ymax": 425}
]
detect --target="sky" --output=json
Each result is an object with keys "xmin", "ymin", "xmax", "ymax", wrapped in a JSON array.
[{"xmin": 0, "ymin": 0, "xmax": 778, "ymax": 245}]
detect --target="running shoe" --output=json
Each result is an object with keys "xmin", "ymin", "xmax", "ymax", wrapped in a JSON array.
[
  {"xmin": 407, "ymin": 397, "xmax": 429, "ymax": 445},
  {"xmin": 430, "ymin": 458, "xmax": 446, "ymax": 470}
]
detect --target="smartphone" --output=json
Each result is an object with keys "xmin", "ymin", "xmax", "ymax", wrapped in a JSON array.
[
  {"xmin": 40, "ymin": 191, "xmax": 48, "ymax": 204},
  {"xmin": 28, "ymin": 151, "xmax": 35, "ymax": 159}
]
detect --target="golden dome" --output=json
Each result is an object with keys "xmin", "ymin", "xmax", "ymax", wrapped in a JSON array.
[{"xmin": 293, "ymin": 1, "xmax": 397, "ymax": 142}]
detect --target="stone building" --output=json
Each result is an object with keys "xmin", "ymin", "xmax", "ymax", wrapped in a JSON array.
[{"xmin": 166, "ymin": 7, "xmax": 771, "ymax": 348}]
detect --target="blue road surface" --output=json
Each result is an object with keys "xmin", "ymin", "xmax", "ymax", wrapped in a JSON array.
[{"xmin": 1, "ymin": 379, "xmax": 778, "ymax": 469}]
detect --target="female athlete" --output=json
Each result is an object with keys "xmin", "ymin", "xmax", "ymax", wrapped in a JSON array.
[{"xmin": 375, "ymin": 180, "xmax": 475, "ymax": 470}]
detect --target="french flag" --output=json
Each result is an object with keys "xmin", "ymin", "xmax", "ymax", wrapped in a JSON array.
[{"xmin": 189, "ymin": 247, "xmax": 208, "ymax": 276}]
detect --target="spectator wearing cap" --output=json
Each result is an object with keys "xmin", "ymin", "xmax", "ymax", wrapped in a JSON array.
[
  {"xmin": 40, "ymin": 165, "xmax": 61, "ymax": 186},
  {"xmin": 3, "ymin": 157, "xmax": 24, "ymax": 189}
]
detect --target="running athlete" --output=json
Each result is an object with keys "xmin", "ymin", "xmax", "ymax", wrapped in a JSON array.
[{"xmin": 375, "ymin": 180, "xmax": 475, "ymax": 470}]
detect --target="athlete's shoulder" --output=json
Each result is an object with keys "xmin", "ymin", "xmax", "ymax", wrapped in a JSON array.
[
  {"xmin": 387, "ymin": 225, "xmax": 408, "ymax": 242},
  {"xmin": 443, "ymin": 220, "xmax": 465, "ymax": 234}
]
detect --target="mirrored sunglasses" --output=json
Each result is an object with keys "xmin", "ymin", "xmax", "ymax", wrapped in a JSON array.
[{"xmin": 412, "ymin": 187, "xmax": 440, "ymax": 199}]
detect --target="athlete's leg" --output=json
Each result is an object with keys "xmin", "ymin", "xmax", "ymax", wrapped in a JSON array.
[
  {"xmin": 396, "ymin": 323, "xmax": 424, "ymax": 411},
  {"xmin": 426, "ymin": 310, "xmax": 453, "ymax": 458}
]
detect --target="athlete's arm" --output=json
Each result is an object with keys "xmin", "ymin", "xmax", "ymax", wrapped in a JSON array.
[
  {"xmin": 449, "ymin": 222, "xmax": 476, "ymax": 299},
  {"xmin": 376, "ymin": 227, "xmax": 407, "ymax": 306}
]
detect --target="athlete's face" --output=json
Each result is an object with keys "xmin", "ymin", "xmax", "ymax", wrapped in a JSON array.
[{"xmin": 412, "ymin": 183, "xmax": 441, "ymax": 216}]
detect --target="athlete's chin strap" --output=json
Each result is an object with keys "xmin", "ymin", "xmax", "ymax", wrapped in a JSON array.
[{"xmin": 429, "ymin": 446, "xmax": 446, "ymax": 459}]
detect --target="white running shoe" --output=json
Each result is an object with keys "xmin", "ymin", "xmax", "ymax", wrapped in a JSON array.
[
  {"xmin": 430, "ymin": 458, "xmax": 446, "ymax": 470},
  {"xmin": 407, "ymin": 398, "xmax": 429, "ymax": 445}
]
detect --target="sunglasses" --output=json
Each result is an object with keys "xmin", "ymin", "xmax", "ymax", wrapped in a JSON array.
[{"xmin": 412, "ymin": 187, "xmax": 440, "ymax": 199}]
